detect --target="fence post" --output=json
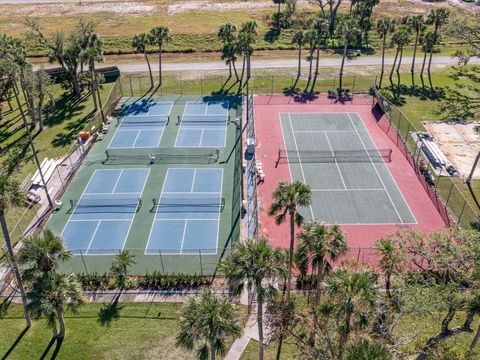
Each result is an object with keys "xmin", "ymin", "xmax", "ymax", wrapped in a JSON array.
[
  {"xmin": 201, "ymin": 76, "xmax": 204, "ymax": 96},
  {"xmin": 180, "ymin": 76, "xmax": 183, "ymax": 95},
  {"xmin": 159, "ymin": 250, "xmax": 165, "ymax": 273},
  {"xmin": 199, "ymin": 249, "xmax": 203, "ymax": 275},
  {"xmin": 139, "ymin": 77, "xmax": 143, "ymax": 95},
  {"xmin": 271, "ymin": 76, "xmax": 274, "ymax": 95},
  {"xmin": 445, "ymin": 181, "xmax": 454, "ymax": 207},
  {"xmin": 457, "ymin": 201, "xmax": 467, "ymax": 227},
  {"xmin": 129, "ymin": 76, "xmax": 133, "ymax": 97},
  {"xmin": 80, "ymin": 250, "xmax": 89, "ymax": 274},
  {"xmin": 352, "ymin": 75, "xmax": 356, "ymax": 96}
]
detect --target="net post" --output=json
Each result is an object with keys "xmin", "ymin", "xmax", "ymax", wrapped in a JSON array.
[
  {"xmin": 80, "ymin": 249, "xmax": 89, "ymax": 275},
  {"xmin": 199, "ymin": 249, "xmax": 203, "ymax": 275},
  {"xmin": 275, "ymin": 147, "xmax": 281, "ymax": 168},
  {"xmin": 159, "ymin": 250, "xmax": 165, "ymax": 273}
]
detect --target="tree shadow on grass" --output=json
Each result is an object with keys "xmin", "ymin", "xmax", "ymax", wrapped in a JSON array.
[
  {"xmin": 51, "ymin": 110, "xmax": 95, "ymax": 148},
  {"xmin": 44, "ymin": 92, "xmax": 90, "ymax": 128},
  {"xmin": 1, "ymin": 327, "xmax": 29, "ymax": 360},
  {"xmin": 39, "ymin": 337, "xmax": 64, "ymax": 360},
  {"xmin": 97, "ymin": 293, "xmax": 124, "ymax": 328}
]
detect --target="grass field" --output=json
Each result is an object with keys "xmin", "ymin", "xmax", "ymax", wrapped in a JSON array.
[
  {"xmin": 0, "ymin": 0, "xmax": 475, "ymax": 56},
  {"xmin": 0, "ymin": 300, "xmax": 246, "ymax": 360}
]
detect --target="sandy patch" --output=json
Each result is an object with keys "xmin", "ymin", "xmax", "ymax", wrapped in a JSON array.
[
  {"xmin": 8, "ymin": 2, "xmax": 156, "ymax": 17},
  {"xmin": 166, "ymin": 0, "xmax": 274, "ymax": 15},
  {"xmin": 424, "ymin": 121, "xmax": 480, "ymax": 179}
]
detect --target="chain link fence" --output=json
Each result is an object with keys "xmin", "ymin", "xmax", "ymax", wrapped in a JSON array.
[{"xmin": 372, "ymin": 85, "xmax": 480, "ymax": 229}]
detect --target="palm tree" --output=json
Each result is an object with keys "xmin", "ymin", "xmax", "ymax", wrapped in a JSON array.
[
  {"xmin": 0, "ymin": 174, "xmax": 31, "ymax": 327},
  {"xmin": 132, "ymin": 33, "xmax": 154, "ymax": 89},
  {"xmin": 337, "ymin": 18, "xmax": 359, "ymax": 97},
  {"xmin": 218, "ymin": 23, "xmax": 239, "ymax": 83},
  {"xmin": 310, "ymin": 19, "xmax": 328, "ymax": 93},
  {"xmin": 110, "ymin": 250, "xmax": 136, "ymax": 288},
  {"xmin": 16, "ymin": 229, "xmax": 72, "ymax": 283},
  {"xmin": 268, "ymin": 181, "xmax": 311, "ymax": 301},
  {"xmin": 220, "ymin": 237, "xmax": 287, "ymax": 360},
  {"xmin": 237, "ymin": 21, "xmax": 258, "ymax": 89},
  {"xmin": 323, "ymin": 268, "xmax": 378, "ymax": 359},
  {"xmin": 303, "ymin": 29, "xmax": 316, "ymax": 93},
  {"xmin": 376, "ymin": 19, "xmax": 395, "ymax": 88},
  {"xmin": 291, "ymin": 30, "xmax": 305, "ymax": 90},
  {"xmin": 426, "ymin": 8, "xmax": 450, "ymax": 90},
  {"xmin": 389, "ymin": 26, "xmax": 411, "ymax": 99},
  {"xmin": 405, "ymin": 15, "xmax": 425, "ymax": 88},
  {"xmin": 295, "ymin": 221, "xmax": 347, "ymax": 347},
  {"xmin": 82, "ymin": 33, "xmax": 103, "ymax": 115},
  {"xmin": 374, "ymin": 238, "xmax": 403, "ymax": 299},
  {"xmin": 27, "ymin": 272, "xmax": 84, "ymax": 339},
  {"xmin": 149, "ymin": 26, "xmax": 171, "ymax": 87},
  {"xmin": 345, "ymin": 338, "xmax": 392, "ymax": 360},
  {"xmin": 419, "ymin": 31, "xmax": 438, "ymax": 93},
  {"xmin": 272, "ymin": 0, "xmax": 286, "ymax": 29},
  {"xmin": 176, "ymin": 289, "xmax": 241, "ymax": 360}
]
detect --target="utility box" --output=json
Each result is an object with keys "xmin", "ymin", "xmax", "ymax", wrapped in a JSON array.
[{"xmin": 246, "ymin": 138, "xmax": 255, "ymax": 155}]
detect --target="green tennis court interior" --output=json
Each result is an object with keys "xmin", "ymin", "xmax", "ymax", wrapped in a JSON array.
[
  {"xmin": 279, "ymin": 112, "xmax": 416, "ymax": 225},
  {"xmin": 46, "ymin": 95, "xmax": 241, "ymax": 275}
]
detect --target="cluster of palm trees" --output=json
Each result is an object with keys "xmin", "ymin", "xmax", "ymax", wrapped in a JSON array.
[
  {"xmin": 217, "ymin": 21, "xmax": 258, "ymax": 92},
  {"xmin": 376, "ymin": 8, "xmax": 450, "ymax": 99},
  {"xmin": 132, "ymin": 26, "xmax": 171, "ymax": 91}
]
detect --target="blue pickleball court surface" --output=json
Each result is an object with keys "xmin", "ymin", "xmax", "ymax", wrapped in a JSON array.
[
  {"xmin": 61, "ymin": 169, "xmax": 149, "ymax": 255},
  {"xmin": 109, "ymin": 101, "xmax": 173, "ymax": 149},
  {"xmin": 176, "ymin": 101, "xmax": 229, "ymax": 148},
  {"xmin": 146, "ymin": 168, "xmax": 224, "ymax": 254}
]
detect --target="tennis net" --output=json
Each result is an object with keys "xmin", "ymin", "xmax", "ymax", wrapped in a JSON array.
[
  {"xmin": 69, "ymin": 197, "xmax": 142, "ymax": 212},
  {"xmin": 118, "ymin": 115, "xmax": 170, "ymax": 127},
  {"xmin": 150, "ymin": 196, "xmax": 225, "ymax": 212},
  {"xmin": 275, "ymin": 148, "xmax": 393, "ymax": 167},
  {"xmin": 177, "ymin": 115, "xmax": 230, "ymax": 126},
  {"xmin": 104, "ymin": 147, "xmax": 220, "ymax": 165}
]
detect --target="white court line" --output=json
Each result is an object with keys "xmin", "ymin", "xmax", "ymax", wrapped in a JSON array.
[
  {"xmin": 294, "ymin": 130, "xmax": 356, "ymax": 133},
  {"xmin": 349, "ymin": 112, "xmax": 417, "ymax": 224},
  {"xmin": 199, "ymin": 130, "xmax": 205, "ymax": 147},
  {"xmin": 190, "ymin": 169, "xmax": 197, "ymax": 193},
  {"xmin": 179, "ymin": 220, "xmax": 189, "ymax": 254},
  {"xmin": 84, "ymin": 220, "xmax": 101, "ymax": 255},
  {"xmin": 67, "ymin": 219, "xmax": 132, "ymax": 222},
  {"xmin": 162, "ymin": 191, "xmax": 221, "ymax": 194},
  {"xmin": 324, "ymin": 132, "xmax": 347, "ymax": 190},
  {"xmin": 347, "ymin": 113, "xmax": 403, "ymax": 223},
  {"xmin": 286, "ymin": 114, "xmax": 315, "ymax": 220},
  {"xmin": 111, "ymin": 169, "xmax": 124, "ymax": 193},
  {"xmin": 131, "ymin": 130, "xmax": 143, "ymax": 148}
]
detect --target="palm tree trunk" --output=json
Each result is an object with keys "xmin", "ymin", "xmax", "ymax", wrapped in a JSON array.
[
  {"xmin": 0, "ymin": 212, "xmax": 31, "ymax": 328},
  {"xmin": 158, "ymin": 46, "xmax": 163, "ymax": 87},
  {"xmin": 38, "ymin": 93, "xmax": 44, "ymax": 131},
  {"xmin": 396, "ymin": 48, "xmax": 403, "ymax": 99},
  {"xmin": 420, "ymin": 51, "xmax": 427, "ymax": 93},
  {"xmin": 304, "ymin": 48, "xmax": 314, "ymax": 92},
  {"xmin": 257, "ymin": 294, "xmax": 264, "ymax": 360},
  {"xmin": 239, "ymin": 55, "xmax": 247, "ymax": 90},
  {"xmin": 310, "ymin": 46, "xmax": 321, "ymax": 93},
  {"xmin": 308, "ymin": 262, "xmax": 324, "ymax": 347},
  {"xmin": 470, "ymin": 324, "xmax": 480, "ymax": 349},
  {"xmin": 144, "ymin": 52, "xmax": 154, "ymax": 90},
  {"xmin": 378, "ymin": 35, "xmax": 387, "ymax": 88},
  {"xmin": 293, "ymin": 45, "xmax": 302, "ymax": 89},
  {"xmin": 427, "ymin": 49, "xmax": 434, "ymax": 91},
  {"xmin": 389, "ymin": 49, "xmax": 399, "ymax": 95},
  {"xmin": 209, "ymin": 338, "xmax": 216, "ymax": 360},
  {"xmin": 286, "ymin": 212, "xmax": 295, "ymax": 302},
  {"xmin": 90, "ymin": 64, "xmax": 99, "ymax": 111},
  {"xmin": 411, "ymin": 32, "xmax": 419, "ymax": 88},
  {"xmin": 386, "ymin": 272, "xmax": 391, "ymax": 298},
  {"xmin": 338, "ymin": 40, "xmax": 349, "ymax": 96},
  {"xmin": 57, "ymin": 309, "xmax": 66, "ymax": 339},
  {"xmin": 232, "ymin": 60, "xmax": 240, "ymax": 82},
  {"xmin": 466, "ymin": 151, "xmax": 480, "ymax": 184}
]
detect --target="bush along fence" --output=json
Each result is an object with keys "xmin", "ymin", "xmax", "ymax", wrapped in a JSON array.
[{"xmin": 372, "ymin": 85, "xmax": 480, "ymax": 230}]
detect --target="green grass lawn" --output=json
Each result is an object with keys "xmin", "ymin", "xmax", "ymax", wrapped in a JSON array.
[
  {"xmin": 1, "ymin": 83, "xmax": 114, "ymax": 248},
  {"xmin": 0, "ymin": 300, "xmax": 246, "ymax": 360}
]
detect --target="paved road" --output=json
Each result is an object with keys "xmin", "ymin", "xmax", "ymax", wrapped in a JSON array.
[{"xmin": 107, "ymin": 55, "xmax": 480, "ymax": 73}]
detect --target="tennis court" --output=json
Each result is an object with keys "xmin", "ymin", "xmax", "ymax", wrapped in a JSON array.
[
  {"xmin": 146, "ymin": 168, "xmax": 223, "ymax": 255},
  {"xmin": 108, "ymin": 101, "xmax": 173, "ymax": 149},
  {"xmin": 61, "ymin": 168, "xmax": 149, "ymax": 255},
  {"xmin": 176, "ymin": 101, "xmax": 229, "ymax": 147},
  {"xmin": 279, "ymin": 112, "xmax": 416, "ymax": 224}
]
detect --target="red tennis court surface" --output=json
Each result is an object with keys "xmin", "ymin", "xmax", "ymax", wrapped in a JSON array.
[{"xmin": 254, "ymin": 94, "xmax": 447, "ymax": 264}]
